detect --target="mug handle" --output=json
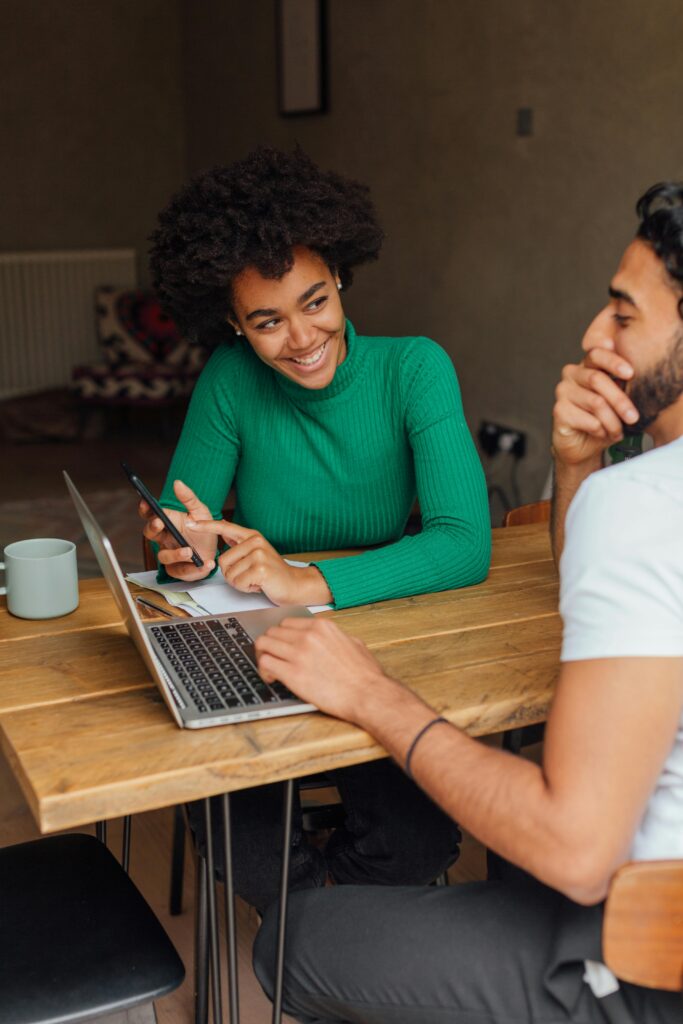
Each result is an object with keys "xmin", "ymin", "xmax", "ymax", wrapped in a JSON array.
[{"xmin": 0, "ymin": 560, "xmax": 5, "ymax": 597}]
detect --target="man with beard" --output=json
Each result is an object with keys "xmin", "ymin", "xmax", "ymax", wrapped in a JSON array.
[
  {"xmin": 252, "ymin": 183, "xmax": 683, "ymax": 1024},
  {"xmin": 552, "ymin": 181, "xmax": 683, "ymax": 562}
]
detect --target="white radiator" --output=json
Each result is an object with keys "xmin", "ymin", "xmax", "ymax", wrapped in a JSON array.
[{"xmin": 0, "ymin": 248, "xmax": 137, "ymax": 399}]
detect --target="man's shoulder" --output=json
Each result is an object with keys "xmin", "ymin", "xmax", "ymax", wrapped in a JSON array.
[
  {"xmin": 617, "ymin": 434, "xmax": 683, "ymax": 494},
  {"xmin": 561, "ymin": 439, "xmax": 683, "ymax": 662},
  {"xmin": 568, "ymin": 438, "xmax": 683, "ymax": 551}
]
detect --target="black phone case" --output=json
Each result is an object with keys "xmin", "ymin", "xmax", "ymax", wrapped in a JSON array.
[{"xmin": 121, "ymin": 462, "xmax": 204, "ymax": 568}]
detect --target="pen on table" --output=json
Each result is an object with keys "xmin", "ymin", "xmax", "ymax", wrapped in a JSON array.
[{"xmin": 135, "ymin": 595, "xmax": 175, "ymax": 618}]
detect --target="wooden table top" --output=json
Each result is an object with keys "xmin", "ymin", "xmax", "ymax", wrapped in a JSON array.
[{"xmin": 0, "ymin": 523, "xmax": 559, "ymax": 833}]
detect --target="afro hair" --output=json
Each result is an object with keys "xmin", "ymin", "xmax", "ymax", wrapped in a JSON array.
[{"xmin": 149, "ymin": 146, "xmax": 384, "ymax": 346}]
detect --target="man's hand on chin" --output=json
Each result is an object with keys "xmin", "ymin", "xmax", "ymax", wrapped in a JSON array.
[
  {"xmin": 552, "ymin": 312, "xmax": 639, "ymax": 469},
  {"xmin": 254, "ymin": 617, "xmax": 395, "ymax": 724},
  {"xmin": 550, "ymin": 311, "xmax": 640, "ymax": 563}
]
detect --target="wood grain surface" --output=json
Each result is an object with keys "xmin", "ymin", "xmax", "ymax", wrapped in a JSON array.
[
  {"xmin": 1, "ymin": 523, "xmax": 560, "ymax": 833},
  {"xmin": 0, "ymin": 577, "xmax": 123, "ymax": 642}
]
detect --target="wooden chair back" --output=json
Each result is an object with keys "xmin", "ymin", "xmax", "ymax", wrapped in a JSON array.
[
  {"xmin": 603, "ymin": 860, "xmax": 683, "ymax": 991},
  {"xmin": 142, "ymin": 537, "xmax": 157, "ymax": 571},
  {"xmin": 503, "ymin": 500, "xmax": 551, "ymax": 528}
]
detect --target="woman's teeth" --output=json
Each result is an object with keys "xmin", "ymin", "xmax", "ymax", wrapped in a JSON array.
[{"xmin": 291, "ymin": 341, "xmax": 327, "ymax": 366}]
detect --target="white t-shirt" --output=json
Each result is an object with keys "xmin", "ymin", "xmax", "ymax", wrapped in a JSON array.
[{"xmin": 560, "ymin": 435, "xmax": 683, "ymax": 860}]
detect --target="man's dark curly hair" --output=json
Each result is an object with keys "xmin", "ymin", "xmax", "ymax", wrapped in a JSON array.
[
  {"xmin": 636, "ymin": 181, "xmax": 683, "ymax": 318},
  {"xmin": 149, "ymin": 146, "xmax": 384, "ymax": 346}
]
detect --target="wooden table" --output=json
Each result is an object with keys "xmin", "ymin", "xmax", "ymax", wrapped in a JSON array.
[
  {"xmin": 0, "ymin": 522, "xmax": 560, "ymax": 1024},
  {"xmin": 0, "ymin": 523, "xmax": 559, "ymax": 833}
]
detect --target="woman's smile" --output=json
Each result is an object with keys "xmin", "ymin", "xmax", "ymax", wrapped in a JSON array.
[
  {"xmin": 289, "ymin": 339, "xmax": 328, "ymax": 366},
  {"xmin": 284, "ymin": 338, "xmax": 334, "ymax": 376}
]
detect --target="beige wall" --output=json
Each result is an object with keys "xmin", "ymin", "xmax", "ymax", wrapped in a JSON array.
[
  {"xmin": 0, "ymin": 0, "xmax": 186, "ymax": 276},
  {"xmin": 182, "ymin": 0, "xmax": 683, "ymax": 501},
  {"xmin": 3, "ymin": 1, "xmax": 681, "ymax": 498}
]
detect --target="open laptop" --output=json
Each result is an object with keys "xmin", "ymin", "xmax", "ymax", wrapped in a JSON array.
[{"xmin": 64, "ymin": 471, "xmax": 316, "ymax": 728}]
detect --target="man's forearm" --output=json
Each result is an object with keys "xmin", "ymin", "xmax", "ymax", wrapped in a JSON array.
[
  {"xmin": 357, "ymin": 675, "xmax": 607, "ymax": 903},
  {"xmin": 551, "ymin": 455, "xmax": 601, "ymax": 565}
]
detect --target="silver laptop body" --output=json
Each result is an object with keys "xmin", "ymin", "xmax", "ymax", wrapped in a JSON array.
[{"xmin": 64, "ymin": 471, "xmax": 316, "ymax": 728}]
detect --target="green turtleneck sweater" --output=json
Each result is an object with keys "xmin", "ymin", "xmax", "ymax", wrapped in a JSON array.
[{"xmin": 160, "ymin": 321, "xmax": 490, "ymax": 608}]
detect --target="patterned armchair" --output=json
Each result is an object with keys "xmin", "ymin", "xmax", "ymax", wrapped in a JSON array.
[{"xmin": 71, "ymin": 286, "xmax": 208, "ymax": 405}]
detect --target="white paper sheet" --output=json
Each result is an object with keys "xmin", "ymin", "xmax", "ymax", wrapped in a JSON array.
[
  {"xmin": 125, "ymin": 561, "xmax": 331, "ymax": 616},
  {"xmin": 125, "ymin": 571, "xmax": 208, "ymax": 616}
]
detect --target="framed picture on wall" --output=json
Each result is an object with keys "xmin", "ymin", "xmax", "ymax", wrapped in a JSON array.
[{"xmin": 277, "ymin": 0, "xmax": 328, "ymax": 116}]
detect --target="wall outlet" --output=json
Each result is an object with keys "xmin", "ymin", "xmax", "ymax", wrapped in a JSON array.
[{"xmin": 478, "ymin": 421, "xmax": 527, "ymax": 459}]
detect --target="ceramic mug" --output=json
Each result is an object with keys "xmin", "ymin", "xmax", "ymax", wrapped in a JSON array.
[{"xmin": 0, "ymin": 538, "xmax": 79, "ymax": 619}]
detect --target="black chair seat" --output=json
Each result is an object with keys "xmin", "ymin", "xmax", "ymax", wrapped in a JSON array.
[{"xmin": 0, "ymin": 832, "xmax": 184, "ymax": 1024}]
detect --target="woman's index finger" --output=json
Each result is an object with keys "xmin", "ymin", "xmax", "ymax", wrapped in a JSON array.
[{"xmin": 186, "ymin": 517, "xmax": 252, "ymax": 543}]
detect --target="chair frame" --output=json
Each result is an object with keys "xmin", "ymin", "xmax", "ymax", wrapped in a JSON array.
[
  {"xmin": 603, "ymin": 860, "xmax": 683, "ymax": 992},
  {"xmin": 0, "ymin": 833, "xmax": 184, "ymax": 1024},
  {"xmin": 503, "ymin": 499, "xmax": 551, "ymax": 528}
]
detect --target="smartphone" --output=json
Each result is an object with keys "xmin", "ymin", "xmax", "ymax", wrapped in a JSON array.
[{"xmin": 121, "ymin": 462, "xmax": 204, "ymax": 568}]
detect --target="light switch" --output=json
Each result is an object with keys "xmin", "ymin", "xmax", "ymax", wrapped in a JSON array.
[{"xmin": 516, "ymin": 107, "xmax": 534, "ymax": 137}]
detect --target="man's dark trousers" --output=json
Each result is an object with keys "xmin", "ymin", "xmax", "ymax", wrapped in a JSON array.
[{"xmin": 254, "ymin": 876, "xmax": 681, "ymax": 1023}]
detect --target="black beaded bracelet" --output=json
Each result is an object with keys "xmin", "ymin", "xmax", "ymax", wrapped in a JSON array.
[{"xmin": 404, "ymin": 716, "xmax": 448, "ymax": 779}]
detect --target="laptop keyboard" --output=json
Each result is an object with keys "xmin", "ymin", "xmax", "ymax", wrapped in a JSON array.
[{"xmin": 150, "ymin": 618, "xmax": 294, "ymax": 714}]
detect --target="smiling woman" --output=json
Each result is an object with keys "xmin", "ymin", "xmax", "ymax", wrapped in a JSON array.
[
  {"xmin": 146, "ymin": 147, "xmax": 490, "ymax": 609},
  {"xmin": 144, "ymin": 146, "xmax": 490, "ymax": 910}
]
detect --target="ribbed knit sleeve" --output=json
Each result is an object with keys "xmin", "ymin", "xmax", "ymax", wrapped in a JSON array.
[
  {"xmin": 311, "ymin": 340, "xmax": 490, "ymax": 608},
  {"xmin": 159, "ymin": 345, "xmax": 241, "ymax": 518}
]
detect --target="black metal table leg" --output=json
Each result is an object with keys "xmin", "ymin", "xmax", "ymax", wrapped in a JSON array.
[
  {"xmin": 95, "ymin": 821, "xmax": 107, "ymax": 845},
  {"xmin": 203, "ymin": 798, "xmax": 223, "ymax": 1024},
  {"xmin": 220, "ymin": 794, "xmax": 239, "ymax": 1024},
  {"xmin": 502, "ymin": 727, "xmax": 524, "ymax": 755},
  {"xmin": 170, "ymin": 805, "xmax": 186, "ymax": 915},
  {"xmin": 121, "ymin": 815, "xmax": 132, "ymax": 873},
  {"xmin": 272, "ymin": 779, "xmax": 295, "ymax": 1024},
  {"xmin": 194, "ymin": 854, "xmax": 209, "ymax": 1024}
]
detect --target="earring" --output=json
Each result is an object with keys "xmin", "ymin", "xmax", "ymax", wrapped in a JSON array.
[
  {"xmin": 337, "ymin": 282, "xmax": 342, "ymax": 291},
  {"xmin": 235, "ymin": 329, "xmax": 243, "ymax": 336}
]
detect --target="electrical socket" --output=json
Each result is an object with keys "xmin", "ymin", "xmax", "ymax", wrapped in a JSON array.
[{"xmin": 478, "ymin": 421, "xmax": 527, "ymax": 459}]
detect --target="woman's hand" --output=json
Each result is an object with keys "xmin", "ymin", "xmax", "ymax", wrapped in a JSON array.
[
  {"xmin": 185, "ymin": 518, "xmax": 333, "ymax": 606},
  {"xmin": 552, "ymin": 307, "xmax": 640, "ymax": 467},
  {"xmin": 138, "ymin": 480, "xmax": 217, "ymax": 581},
  {"xmin": 254, "ymin": 617, "xmax": 389, "ymax": 723}
]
